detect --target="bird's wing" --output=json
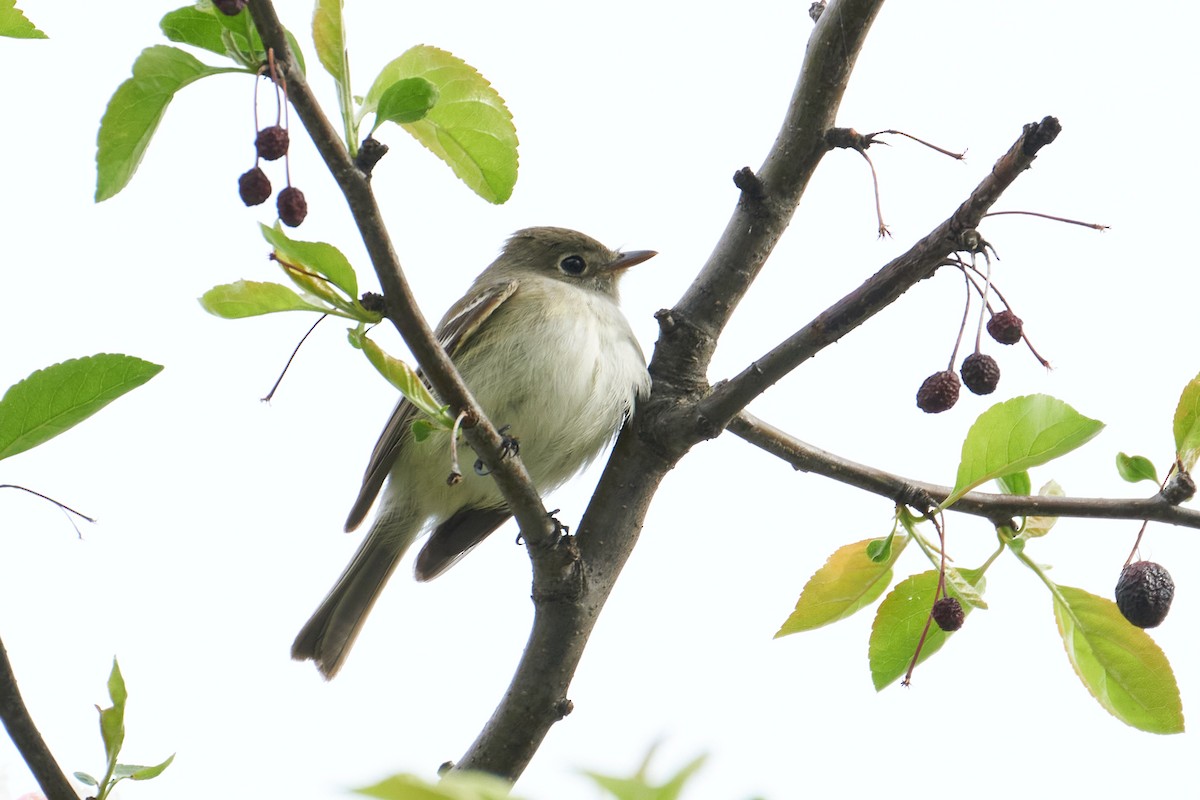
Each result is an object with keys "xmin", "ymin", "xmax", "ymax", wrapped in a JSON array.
[{"xmin": 343, "ymin": 279, "xmax": 521, "ymax": 531}]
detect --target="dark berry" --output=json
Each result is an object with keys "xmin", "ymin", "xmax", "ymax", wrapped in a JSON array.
[
  {"xmin": 960, "ymin": 352, "xmax": 1001, "ymax": 395},
  {"xmin": 211, "ymin": 0, "xmax": 246, "ymax": 15},
  {"xmin": 238, "ymin": 167, "xmax": 271, "ymax": 206},
  {"xmin": 277, "ymin": 186, "xmax": 307, "ymax": 227},
  {"xmin": 1115, "ymin": 560, "xmax": 1174, "ymax": 628},
  {"xmin": 916, "ymin": 370, "xmax": 960, "ymax": 414},
  {"xmin": 931, "ymin": 597, "xmax": 964, "ymax": 632},
  {"xmin": 255, "ymin": 125, "xmax": 290, "ymax": 161},
  {"xmin": 987, "ymin": 310, "xmax": 1023, "ymax": 345},
  {"xmin": 1161, "ymin": 470, "xmax": 1196, "ymax": 505}
]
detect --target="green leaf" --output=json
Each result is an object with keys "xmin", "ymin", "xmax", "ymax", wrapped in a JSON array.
[
  {"xmin": 372, "ymin": 77, "xmax": 439, "ymax": 129},
  {"xmin": 868, "ymin": 568, "xmax": 985, "ymax": 691},
  {"xmin": 199, "ymin": 280, "xmax": 330, "ymax": 318},
  {"xmin": 775, "ymin": 536, "xmax": 908, "ymax": 636},
  {"xmin": 0, "ymin": 0, "xmax": 47, "ymax": 38},
  {"xmin": 944, "ymin": 394, "xmax": 1104, "ymax": 508},
  {"xmin": 1024, "ymin": 479, "xmax": 1064, "ymax": 537},
  {"xmin": 260, "ymin": 223, "xmax": 360, "ymax": 301},
  {"xmin": 1053, "ymin": 584, "xmax": 1184, "ymax": 734},
  {"xmin": 995, "ymin": 470, "xmax": 1031, "ymax": 496},
  {"xmin": 312, "ymin": 0, "xmax": 347, "ymax": 85},
  {"xmin": 160, "ymin": 6, "xmax": 227, "ymax": 56},
  {"xmin": 74, "ymin": 772, "xmax": 99, "ymax": 787},
  {"xmin": 0, "ymin": 355, "xmax": 162, "ymax": 462},
  {"xmin": 1116, "ymin": 452, "xmax": 1159, "ymax": 484},
  {"xmin": 349, "ymin": 330, "xmax": 450, "ymax": 424},
  {"xmin": 96, "ymin": 46, "xmax": 239, "ymax": 201},
  {"xmin": 1172, "ymin": 372, "xmax": 1200, "ymax": 470},
  {"xmin": 125, "ymin": 753, "xmax": 175, "ymax": 781},
  {"xmin": 583, "ymin": 753, "xmax": 707, "ymax": 800},
  {"xmin": 99, "ymin": 659, "xmax": 127, "ymax": 764},
  {"xmin": 355, "ymin": 771, "xmax": 516, "ymax": 800},
  {"xmin": 364, "ymin": 45, "xmax": 518, "ymax": 203}
]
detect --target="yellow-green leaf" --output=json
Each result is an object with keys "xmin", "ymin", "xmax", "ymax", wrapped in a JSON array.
[
  {"xmin": 1172, "ymin": 372, "xmax": 1200, "ymax": 470},
  {"xmin": 312, "ymin": 0, "xmax": 347, "ymax": 85},
  {"xmin": 776, "ymin": 536, "xmax": 908, "ymax": 636},
  {"xmin": 868, "ymin": 568, "xmax": 985, "ymax": 691},
  {"xmin": 944, "ymin": 394, "xmax": 1104, "ymax": 508},
  {"xmin": 0, "ymin": 0, "xmax": 47, "ymax": 38},
  {"xmin": 199, "ymin": 280, "xmax": 328, "ymax": 318},
  {"xmin": 364, "ymin": 45, "xmax": 518, "ymax": 203},
  {"xmin": 1053, "ymin": 585, "xmax": 1184, "ymax": 734}
]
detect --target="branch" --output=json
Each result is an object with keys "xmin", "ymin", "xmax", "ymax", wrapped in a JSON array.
[
  {"xmin": 0, "ymin": 637, "xmax": 77, "ymax": 800},
  {"xmin": 699, "ymin": 116, "xmax": 1062, "ymax": 430},
  {"xmin": 729, "ymin": 412, "xmax": 1200, "ymax": 528},
  {"xmin": 245, "ymin": 0, "xmax": 556, "ymax": 550},
  {"xmin": 457, "ymin": 0, "xmax": 888, "ymax": 781}
]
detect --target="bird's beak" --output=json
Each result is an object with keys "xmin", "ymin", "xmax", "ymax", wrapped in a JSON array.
[{"xmin": 606, "ymin": 249, "xmax": 657, "ymax": 272}]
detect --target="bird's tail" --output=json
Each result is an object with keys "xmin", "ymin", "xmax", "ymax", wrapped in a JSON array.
[{"xmin": 292, "ymin": 506, "xmax": 421, "ymax": 679}]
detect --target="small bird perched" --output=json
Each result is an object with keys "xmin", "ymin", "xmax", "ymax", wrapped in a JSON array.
[{"xmin": 292, "ymin": 227, "xmax": 656, "ymax": 678}]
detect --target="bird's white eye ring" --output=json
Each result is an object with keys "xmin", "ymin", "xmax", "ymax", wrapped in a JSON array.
[{"xmin": 559, "ymin": 255, "xmax": 586, "ymax": 275}]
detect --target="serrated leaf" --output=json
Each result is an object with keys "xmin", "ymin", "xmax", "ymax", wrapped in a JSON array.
[
  {"xmin": 349, "ymin": 331, "xmax": 449, "ymax": 424},
  {"xmin": 160, "ymin": 6, "xmax": 227, "ymax": 56},
  {"xmin": 0, "ymin": 355, "xmax": 162, "ymax": 462},
  {"xmin": 1053, "ymin": 584, "xmax": 1184, "ymax": 734},
  {"xmin": 1116, "ymin": 452, "xmax": 1158, "ymax": 484},
  {"xmin": 1024, "ymin": 479, "xmax": 1064, "ymax": 537},
  {"xmin": 0, "ymin": 0, "xmax": 47, "ymax": 38},
  {"xmin": 364, "ymin": 45, "xmax": 518, "ymax": 203},
  {"xmin": 372, "ymin": 77, "xmax": 439, "ymax": 129},
  {"xmin": 199, "ymin": 280, "xmax": 330, "ymax": 318},
  {"xmin": 312, "ymin": 0, "xmax": 347, "ymax": 85},
  {"xmin": 355, "ymin": 771, "xmax": 516, "ymax": 800},
  {"xmin": 944, "ymin": 395, "xmax": 1104, "ymax": 508},
  {"xmin": 868, "ymin": 568, "xmax": 985, "ymax": 690},
  {"xmin": 775, "ymin": 536, "xmax": 909, "ymax": 636},
  {"xmin": 96, "ymin": 46, "xmax": 238, "ymax": 201},
  {"xmin": 995, "ymin": 470, "xmax": 1031, "ymax": 496},
  {"xmin": 261, "ymin": 223, "xmax": 359, "ymax": 300},
  {"xmin": 1172, "ymin": 372, "xmax": 1200, "ymax": 470}
]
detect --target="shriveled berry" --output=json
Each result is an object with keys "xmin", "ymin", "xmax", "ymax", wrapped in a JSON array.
[
  {"xmin": 355, "ymin": 136, "xmax": 389, "ymax": 174},
  {"xmin": 960, "ymin": 352, "xmax": 1001, "ymax": 395},
  {"xmin": 916, "ymin": 370, "xmax": 960, "ymax": 413},
  {"xmin": 255, "ymin": 125, "xmax": 289, "ymax": 161},
  {"xmin": 987, "ymin": 309, "xmax": 1023, "ymax": 345},
  {"xmin": 211, "ymin": 0, "xmax": 246, "ymax": 15},
  {"xmin": 238, "ymin": 166, "xmax": 271, "ymax": 206},
  {"xmin": 277, "ymin": 186, "xmax": 307, "ymax": 227},
  {"xmin": 1161, "ymin": 470, "xmax": 1196, "ymax": 505},
  {"xmin": 932, "ymin": 597, "xmax": 964, "ymax": 632},
  {"xmin": 1115, "ymin": 560, "xmax": 1174, "ymax": 628}
]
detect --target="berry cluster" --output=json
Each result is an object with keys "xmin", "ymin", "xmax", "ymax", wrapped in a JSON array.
[
  {"xmin": 237, "ymin": 55, "xmax": 307, "ymax": 227},
  {"xmin": 916, "ymin": 235, "xmax": 1043, "ymax": 414}
]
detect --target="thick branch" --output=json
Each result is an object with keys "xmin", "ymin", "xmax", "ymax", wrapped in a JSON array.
[
  {"xmin": 456, "ymin": 0, "xmax": 888, "ymax": 782},
  {"xmin": 245, "ymin": 1, "xmax": 555, "ymax": 549},
  {"xmin": 701, "ymin": 117, "xmax": 1062, "ymax": 429},
  {"xmin": 730, "ymin": 412, "xmax": 1200, "ymax": 528},
  {"xmin": 0, "ymin": 637, "xmax": 77, "ymax": 800}
]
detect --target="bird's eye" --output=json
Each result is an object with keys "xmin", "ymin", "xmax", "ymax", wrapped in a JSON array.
[{"xmin": 559, "ymin": 255, "xmax": 587, "ymax": 275}]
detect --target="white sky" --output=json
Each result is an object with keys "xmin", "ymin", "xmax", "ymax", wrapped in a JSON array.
[{"xmin": 2, "ymin": 2, "xmax": 1199, "ymax": 798}]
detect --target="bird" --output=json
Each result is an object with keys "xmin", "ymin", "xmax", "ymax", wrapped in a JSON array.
[{"xmin": 292, "ymin": 227, "xmax": 656, "ymax": 678}]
